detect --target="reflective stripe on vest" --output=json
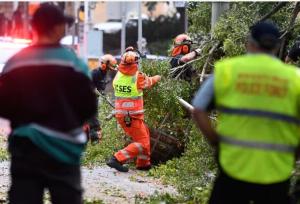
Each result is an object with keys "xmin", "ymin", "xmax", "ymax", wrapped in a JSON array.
[
  {"xmin": 220, "ymin": 135, "xmax": 297, "ymax": 153},
  {"xmin": 218, "ymin": 106, "xmax": 300, "ymax": 125}
]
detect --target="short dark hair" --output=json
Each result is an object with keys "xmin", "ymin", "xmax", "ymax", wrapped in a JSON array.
[
  {"xmin": 249, "ymin": 21, "xmax": 280, "ymax": 51},
  {"xmin": 31, "ymin": 3, "xmax": 74, "ymax": 35}
]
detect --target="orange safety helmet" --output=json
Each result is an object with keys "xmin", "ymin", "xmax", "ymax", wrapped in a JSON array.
[
  {"xmin": 172, "ymin": 34, "xmax": 192, "ymax": 56},
  {"xmin": 121, "ymin": 49, "xmax": 140, "ymax": 65},
  {"xmin": 100, "ymin": 54, "xmax": 117, "ymax": 71}
]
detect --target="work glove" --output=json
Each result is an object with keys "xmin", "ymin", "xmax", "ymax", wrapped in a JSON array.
[{"xmin": 194, "ymin": 48, "xmax": 202, "ymax": 56}]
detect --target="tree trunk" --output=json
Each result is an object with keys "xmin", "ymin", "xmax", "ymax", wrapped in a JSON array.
[{"xmin": 279, "ymin": 2, "xmax": 300, "ymax": 59}]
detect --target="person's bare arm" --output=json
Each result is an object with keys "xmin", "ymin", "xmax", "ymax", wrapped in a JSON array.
[
  {"xmin": 181, "ymin": 51, "xmax": 197, "ymax": 63},
  {"xmin": 180, "ymin": 48, "xmax": 201, "ymax": 63},
  {"xmin": 191, "ymin": 75, "xmax": 218, "ymax": 147},
  {"xmin": 192, "ymin": 108, "xmax": 219, "ymax": 147}
]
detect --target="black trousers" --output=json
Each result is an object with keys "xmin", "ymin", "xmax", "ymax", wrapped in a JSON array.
[
  {"xmin": 209, "ymin": 169, "xmax": 291, "ymax": 204},
  {"xmin": 8, "ymin": 137, "xmax": 83, "ymax": 204},
  {"xmin": 88, "ymin": 95, "xmax": 101, "ymax": 141}
]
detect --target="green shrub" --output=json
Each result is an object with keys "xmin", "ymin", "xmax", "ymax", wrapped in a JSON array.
[
  {"xmin": 149, "ymin": 125, "xmax": 216, "ymax": 203},
  {"xmin": 141, "ymin": 60, "xmax": 196, "ymax": 141}
]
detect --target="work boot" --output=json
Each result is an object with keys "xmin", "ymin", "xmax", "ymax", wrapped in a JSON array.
[
  {"xmin": 106, "ymin": 156, "xmax": 129, "ymax": 172},
  {"xmin": 136, "ymin": 165, "xmax": 152, "ymax": 171}
]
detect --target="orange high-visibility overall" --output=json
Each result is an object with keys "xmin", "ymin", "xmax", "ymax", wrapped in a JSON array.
[{"xmin": 113, "ymin": 68, "xmax": 160, "ymax": 168}]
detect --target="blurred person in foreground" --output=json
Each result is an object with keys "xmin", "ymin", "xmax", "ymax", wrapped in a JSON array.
[
  {"xmin": 0, "ymin": 4, "xmax": 96, "ymax": 204},
  {"xmin": 192, "ymin": 22, "xmax": 300, "ymax": 204}
]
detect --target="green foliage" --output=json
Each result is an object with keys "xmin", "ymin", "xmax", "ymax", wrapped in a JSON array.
[
  {"xmin": 84, "ymin": 199, "xmax": 104, "ymax": 204},
  {"xmin": 149, "ymin": 125, "xmax": 216, "ymax": 203},
  {"xmin": 188, "ymin": 2, "xmax": 212, "ymax": 35},
  {"xmin": 0, "ymin": 137, "xmax": 8, "ymax": 161},
  {"xmin": 188, "ymin": 2, "xmax": 300, "ymax": 60},
  {"xmin": 212, "ymin": 2, "xmax": 297, "ymax": 57},
  {"xmin": 141, "ymin": 60, "xmax": 194, "ymax": 140},
  {"xmin": 213, "ymin": 3, "xmax": 255, "ymax": 57},
  {"xmin": 0, "ymin": 148, "xmax": 8, "ymax": 161}
]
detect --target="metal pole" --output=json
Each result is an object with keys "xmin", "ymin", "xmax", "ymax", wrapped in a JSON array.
[
  {"xmin": 84, "ymin": 0, "xmax": 89, "ymax": 62},
  {"xmin": 72, "ymin": 2, "xmax": 79, "ymax": 46},
  {"xmin": 137, "ymin": 1, "xmax": 142, "ymax": 52},
  {"xmin": 121, "ymin": 2, "xmax": 126, "ymax": 54},
  {"xmin": 211, "ymin": 2, "xmax": 229, "ymax": 34},
  {"xmin": 184, "ymin": 4, "xmax": 188, "ymax": 33}
]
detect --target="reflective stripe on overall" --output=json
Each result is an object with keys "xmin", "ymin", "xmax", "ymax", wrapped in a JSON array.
[{"xmin": 214, "ymin": 54, "xmax": 300, "ymax": 184}]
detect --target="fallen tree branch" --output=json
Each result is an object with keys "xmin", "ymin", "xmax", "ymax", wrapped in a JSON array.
[
  {"xmin": 169, "ymin": 40, "xmax": 213, "ymax": 77},
  {"xmin": 170, "ymin": 54, "xmax": 207, "ymax": 74},
  {"xmin": 200, "ymin": 42, "xmax": 220, "ymax": 83},
  {"xmin": 280, "ymin": 24, "xmax": 297, "ymax": 39},
  {"xmin": 174, "ymin": 65, "xmax": 190, "ymax": 80},
  {"xmin": 151, "ymin": 112, "xmax": 171, "ymax": 154},
  {"xmin": 259, "ymin": 2, "xmax": 288, "ymax": 22}
]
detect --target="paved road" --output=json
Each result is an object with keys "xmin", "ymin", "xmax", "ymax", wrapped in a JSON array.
[
  {"xmin": 0, "ymin": 161, "xmax": 176, "ymax": 203},
  {"xmin": 0, "ymin": 119, "xmax": 176, "ymax": 203}
]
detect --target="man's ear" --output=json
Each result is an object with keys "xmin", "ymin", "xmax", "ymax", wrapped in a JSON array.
[
  {"xmin": 246, "ymin": 41, "xmax": 258, "ymax": 53},
  {"xmin": 51, "ymin": 23, "xmax": 65, "ymax": 39}
]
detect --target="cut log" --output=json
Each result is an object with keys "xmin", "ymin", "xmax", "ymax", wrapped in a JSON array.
[{"xmin": 150, "ymin": 128, "xmax": 184, "ymax": 164}]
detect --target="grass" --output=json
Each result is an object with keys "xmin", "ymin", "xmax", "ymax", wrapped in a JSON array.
[
  {"xmin": 82, "ymin": 97, "xmax": 124, "ymax": 166},
  {"xmin": 0, "ymin": 148, "xmax": 8, "ymax": 161},
  {"xmin": 0, "ymin": 136, "xmax": 8, "ymax": 161},
  {"xmin": 84, "ymin": 199, "xmax": 104, "ymax": 204}
]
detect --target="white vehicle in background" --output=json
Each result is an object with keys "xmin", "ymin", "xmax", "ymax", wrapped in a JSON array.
[
  {"xmin": 0, "ymin": 37, "xmax": 31, "ymax": 73},
  {"xmin": 0, "ymin": 36, "xmax": 80, "ymax": 73}
]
